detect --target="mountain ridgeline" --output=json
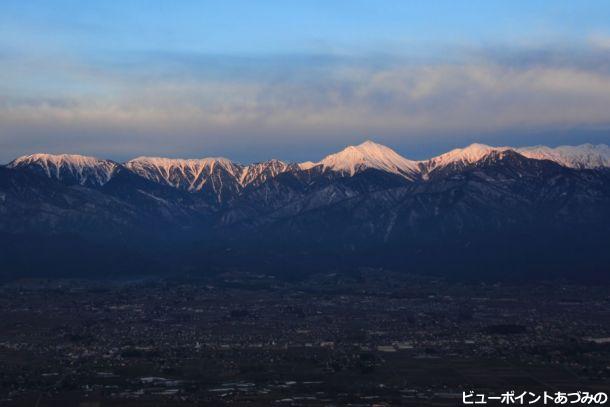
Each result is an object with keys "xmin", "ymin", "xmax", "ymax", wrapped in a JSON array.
[{"xmin": 2, "ymin": 141, "xmax": 610, "ymax": 280}]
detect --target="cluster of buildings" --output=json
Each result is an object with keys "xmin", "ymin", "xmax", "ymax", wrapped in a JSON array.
[{"xmin": 0, "ymin": 272, "xmax": 609, "ymax": 405}]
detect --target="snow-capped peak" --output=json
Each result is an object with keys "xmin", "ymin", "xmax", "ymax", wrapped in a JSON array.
[
  {"xmin": 8, "ymin": 153, "xmax": 118, "ymax": 186},
  {"xmin": 313, "ymin": 140, "xmax": 420, "ymax": 178},
  {"xmin": 425, "ymin": 143, "xmax": 512, "ymax": 171},
  {"xmin": 517, "ymin": 143, "xmax": 610, "ymax": 169}
]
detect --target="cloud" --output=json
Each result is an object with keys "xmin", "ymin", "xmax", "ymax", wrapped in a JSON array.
[
  {"xmin": 589, "ymin": 33, "xmax": 610, "ymax": 50},
  {"xmin": 1, "ymin": 45, "xmax": 610, "ymax": 162}
]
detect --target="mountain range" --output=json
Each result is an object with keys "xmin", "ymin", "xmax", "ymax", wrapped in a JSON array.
[{"xmin": 1, "ymin": 141, "xmax": 610, "ymax": 280}]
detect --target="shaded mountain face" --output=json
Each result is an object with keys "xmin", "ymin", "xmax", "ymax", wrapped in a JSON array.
[
  {"xmin": 0, "ymin": 166, "xmax": 213, "ymax": 239},
  {"xmin": 2, "ymin": 142, "xmax": 610, "ymax": 280},
  {"xmin": 220, "ymin": 151, "xmax": 610, "ymax": 266}
]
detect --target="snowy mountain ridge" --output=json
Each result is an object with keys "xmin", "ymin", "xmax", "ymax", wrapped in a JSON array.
[
  {"xmin": 125, "ymin": 156, "xmax": 242, "ymax": 192},
  {"xmin": 422, "ymin": 143, "xmax": 513, "ymax": 174},
  {"xmin": 6, "ymin": 142, "xmax": 610, "ymax": 191},
  {"xmin": 516, "ymin": 143, "xmax": 610, "ymax": 169},
  {"xmin": 125, "ymin": 156, "xmax": 293, "ymax": 192},
  {"xmin": 7, "ymin": 153, "xmax": 119, "ymax": 187}
]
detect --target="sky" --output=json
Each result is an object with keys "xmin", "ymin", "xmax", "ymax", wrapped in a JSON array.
[{"xmin": 2, "ymin": 1, "xmax": 610, "ymax": 163}]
